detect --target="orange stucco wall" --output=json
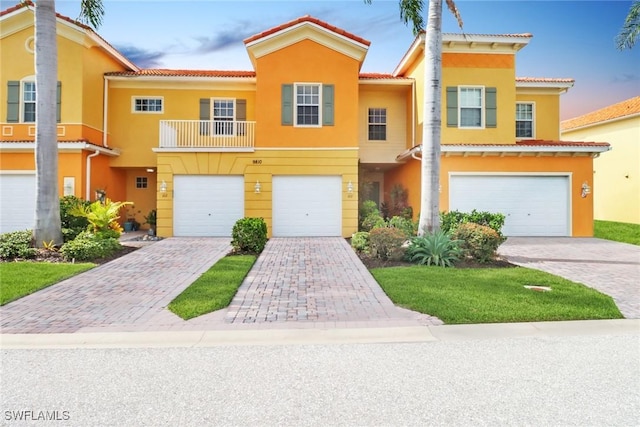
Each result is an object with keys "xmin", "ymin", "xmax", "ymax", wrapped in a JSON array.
[
  {"xmin": 254, "ymin": 39, "xmax": 360, "ymax": 148},
  {"xmin": 384, "ymin": 155, "xmax": 595, "ymax": 236}
]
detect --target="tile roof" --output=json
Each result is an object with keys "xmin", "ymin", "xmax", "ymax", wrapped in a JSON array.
[
  {"xmin": 359, "ymin": 73, "xmax": 404, "ymax": 80},
  {"xmin": 105, "ymin": 69, "xmax": 256, "ymax": 78},
  {"xmin": 244, "ymin": 15, "xmax": 370, "ymax": 47},
  {"xmin": 561, "ymin": 96, "xmax": 640, "ymax": 131},
  {"xmin": 516, "ymin": 77, "xmax": 574, "ymax": 84},
  {"xmin": 514, "ymin": 139, "xmax": 609, "ymax": 147}
]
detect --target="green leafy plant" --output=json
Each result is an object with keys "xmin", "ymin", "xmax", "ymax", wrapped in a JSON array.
[
  {"xmin": 231, "ymin": 217, "xmax": 268, "ymax": 253},
  {"xmin": 405, "ymin": 231, "xmax": 462, "ymax": 267},
  {"xmin": 0, "ymin": 230, "xmax": 37, "ymax": 260},
  {"xmin": 144, "ymin": 209, "xmax": 157, "ymax": 227},
  {"xmin": 361, "ymin": 212, "xmax": 386, "ymax": 232},
  {"xmin": 69, "ymin": 198, "xmax": 131, "ymax": 235},
  {"xmin": 60, "ymin": 196, "xmax": 90, "ymax": 242},
  {"xmin": 359, "ymin": 200, "xmax": 380, "ymax": 231},
  {"xmin": 381, "ymin": 184, "xmax": 413, "ymax": 219},
  {"xmin": 387, "ymin": 215, "xmax": 418, "ymax": 237},
  {"xmin": 369, "ymin": 227, "xmax": 407, "ymax": 261},
  {"xmin": 440, "ymin": 209, "xmax": 506, "ymax": 235},
  {"xmin": 350, "ymin": 231, "xmax": 370, "ymax": 253},
  {"xmin": 59, "ymin": 231, "xmax": 121, "ymax": 262},
  {"xmin": 451, "ymin": 222, "xmax": 506, "ymax": 263}
]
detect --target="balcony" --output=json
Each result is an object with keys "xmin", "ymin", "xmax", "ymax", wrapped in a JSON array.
[{"xmin": 159, "ymin": 120, "xmax": 255, "ymax": 151}]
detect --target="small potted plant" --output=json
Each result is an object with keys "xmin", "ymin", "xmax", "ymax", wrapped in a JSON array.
[
  {"xmin": 144, "ymin": 209, "xmax": 157, "ymax": 235},
  {"xmin": 123, "ymin": 206, "xmax": 140, "ymax": 232}
]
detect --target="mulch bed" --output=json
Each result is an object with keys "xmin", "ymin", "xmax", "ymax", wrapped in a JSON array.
[
  {"xmin": 8, "ymin": 245, "xmax": 140, "ymax": 265},
  {"xmin": 357, "ymin": 252, "xmax": 517, "ymax": 269}
]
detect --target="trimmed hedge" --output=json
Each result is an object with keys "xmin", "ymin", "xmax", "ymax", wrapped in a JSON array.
[{"xmin": 231, "ymin": 217, "xmax": 268, "ymax": 253}]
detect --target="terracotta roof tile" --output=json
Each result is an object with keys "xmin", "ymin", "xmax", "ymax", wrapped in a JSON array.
[
  {"xmin": 516, "ymin": 77, "xmax": 574, "ymax": 84},
  {"xmin": 106, "ymin": 69, "xmax": 256, "ymax": 78},
  {"xmin": 359, "ymin": 73, "xmax": 403, "ymax": 80},
  {"xmin": 561, "ymin": 96, "xmax": 640, "ymax": 131},
  {"xmin": 443, "ymin": 140, "xmax": 609, "ymax": 148},
  {"xmin": 244, "ymin": 15, "xmax": 370, "ymax": 47}
]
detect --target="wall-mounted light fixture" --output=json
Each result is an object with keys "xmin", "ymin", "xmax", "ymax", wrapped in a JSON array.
[
  {"xmin": 347, "ymin": 180, "xmax": 353, "ymax": 194},
  {"xmin": 581, "ymin": 181, "xmax": 591, "ymax": 198},
  {"xmin": 160, "ymin": 180, "xmax": 167, "ymax": 193},
  {"xmin": 146, "ymin": 168, "xmax": 155, "ymax": 173},
  {"xmin": 254, "ymin": 180, "xmax": 261, "ymax": 194}
]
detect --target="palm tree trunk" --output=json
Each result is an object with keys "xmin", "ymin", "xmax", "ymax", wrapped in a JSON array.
[
  {"xmin": 34, "ymin": 0, "xmax": 63, "ymax": 246},
  {"xmin": 417, "ymin": 0, "xmax": 442, "ymax": 235}
]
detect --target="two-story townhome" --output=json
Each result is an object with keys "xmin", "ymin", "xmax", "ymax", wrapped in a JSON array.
[{"xmin": 0, "ymin": 3, "xmax": 610, "ymax": 237}]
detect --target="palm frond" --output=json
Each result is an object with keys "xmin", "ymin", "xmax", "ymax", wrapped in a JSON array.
[
  {"xmin": 399, "ymin": 0, "xmax": 425, "ymax": 36},
  {"xmin": 78, "ymin": 0, "xmax": 104, "ymax": 29},
  {"xmin": 616, "ymin": 0, "xmax": 640, "ymax": 50},
  {"xmin": 445, "ymin": 0, "xmax": 464, "ymax": 31}
]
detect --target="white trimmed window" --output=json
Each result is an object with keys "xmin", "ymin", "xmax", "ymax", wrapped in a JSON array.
[
  {"xmin": 132, "ymin": 97, "xmax": 163, "ymax": 113},
  {"xmin": 295, "ymin": 83, "xmax": 321, "ymax": 126},
  {"xmin": 459, "ymin": 87, "xmax": 483, "ymax": 128},
  {"xmin": 368, "ymin": 108, "xmax": 387, "ymax": 140},
  {"xmin": 516, "ymin": 102, "xmax": 534, "ymax": 138},
  {"xmin": 213, "ymin": 99, "xmax": 234, "ymax": 135},
  {"xmin": 22, "ymin": 81, "xmax": 36, "ymax": 122}
]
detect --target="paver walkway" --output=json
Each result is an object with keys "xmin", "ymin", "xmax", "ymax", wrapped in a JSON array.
[
  {"xmin": 224, "ymin": 238, "xmax": 440, "ymax": 327},
  {"xmin": 499, "ymin": 237, "xmax": 640, "ymax": 319},
  {"xmin": 0, "ymin": 238, "xmax": 230, "ymax": 333}
]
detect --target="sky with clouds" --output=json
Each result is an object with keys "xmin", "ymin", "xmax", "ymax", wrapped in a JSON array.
[{"xmin": 5, "ymin": 0, "xmax": 639, "ymax": 120}]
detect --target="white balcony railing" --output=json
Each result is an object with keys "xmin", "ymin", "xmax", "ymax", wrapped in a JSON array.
[{"xmin": 159, "ymin": 120, "xmax": 255, "ymax": 150}]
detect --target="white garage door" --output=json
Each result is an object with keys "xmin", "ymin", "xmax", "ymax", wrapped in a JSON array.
[
  {"xmin": 449, "ymin": 175, "xmax": 570, "ymax": 236},
  {"xmin": 173, "ymin": 175, "xmax": 244, "ymax": 237},
  {"xmin": 272, "ymin": 176, "xmax": 342, "ymax": 237},
  {"xmin": 0, "ymin": 173, "xmax": 35, "ymax": 233}
]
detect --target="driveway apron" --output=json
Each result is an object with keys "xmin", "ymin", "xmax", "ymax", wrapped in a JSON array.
[
  {"xmin": 499, "ymin": 237, "xmax": 640, "ymax": 319},
  {"xmin": 225, "ymin": 238, "xmax": 439, "ymax": 326},
  {"xmin": 0, "ymin": 238, "xmax": 231, "ymax": 333}
]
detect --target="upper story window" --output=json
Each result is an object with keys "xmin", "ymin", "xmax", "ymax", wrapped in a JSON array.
[
  {"xmin": 281, "ymin": 83, "xmax": 334, "ymax": 127},
  {"xmin": 213, "ymin": 99, "xmax": 234, "ymax": 135},
  {"xmin": 6, "ymin": 78, "xmax": 61, "ymax": 123},
  {"xmin": 516, "ymin": 102, "xmax": 534, "ymax": 138},
  {"xmin": 459, "ymin": 87, "xmax": 483, "ymax": 128},
  {"xmin": 446, "ymin": 86, "xmax": 497, "ymax": 129},
  {"xmin": 368, "ymin": 108, "xmax": 387, "ymax": 140},
  {"xmin": 22, "ymin": 81, "xmax": 36, "ymax": 122},
  {"xmin": 295, "ymin": 84, "xmax": 321, "ymax": 126},
  {"xmin": 132, "ymin": 97, "xmax": 163, "ymax": 113}
]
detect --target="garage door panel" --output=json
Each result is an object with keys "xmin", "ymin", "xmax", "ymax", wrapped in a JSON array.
[
  {"xmin": 273, "ymin": 176, "xmax": 341, "ymax": 237},
  {"xmin": 0, "ymin": 174, "xmax": 35, "ymax": 233},
  {"xmin": 173, "ymin": 176, "xmax": 244, "ymax": 237},
  {"xmin": 450, "ymin": 175, "xmax": 569, "ymax": 237}
]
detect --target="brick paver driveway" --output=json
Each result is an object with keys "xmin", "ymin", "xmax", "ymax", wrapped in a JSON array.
[
  {"xmin": 499, "ymin": 237, "xmax": 640, "ymax": 319},
  {"xmin": 225, "ymin": 238, "xmax": 440, "ymax": 327},
  {"xmin": 0, "ymin": 238, "xmax": 231, "ymax": 333}
]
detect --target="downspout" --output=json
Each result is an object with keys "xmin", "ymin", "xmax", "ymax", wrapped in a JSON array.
[
  {"xmin": 411, "ymin": 79, "xmax": 416, "ymax": 148},
  {"xmin": 102, "ymin": 77, "xmax": 109, "ymax": 147},
  {"xmin": 86, "ymin": 150, "xmax": 100, "ymax": 200}
]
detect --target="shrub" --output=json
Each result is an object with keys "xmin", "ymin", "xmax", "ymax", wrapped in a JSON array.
[
  {"xmin": 69, "ymin": 198, "xmax": 132, "ymax": 235},
  {"xmin": 351, "ymin": 231, "xmax": 370, "ymax": 253},
  {"xmin": 405, "ymin": 232, "xmax": 462, "ymax": 267},
  {"xmin": 361, "ymin": 212, "xmax": 386, "ymax": 232},
  {"xmin": 440, "ymin": 209, "xmax": 506, "ymax": 235},
  {"xmin": 451, "ymin": 222, "xmax": 506, "ymax": 263},
  {"xmin": 231, "ymin": 217, "xmax": 268, "ymax": 253},
  {"xmin": 0, "ymin": 230, "xmax": 37, "ymax": 260},
  {"xmin": 359, "ymin": 200, "xmax": 379, "ymax": 221},
  {"xmin": 369, "ymin": 227, "xmax": 406, "ymax": 261},
  {"xmin": 60, "ymin": 196, "xmax": 90, "ymax": 242},
  {"xmin": 59, "ymin": 231, "xmax": 121, "ymax": 262},
  {"xmin": 381, "ymin": 184, "xmax": 413, "ymax": 219},
  {"xmin": 387, "ymin": 215, "xmax": 418, "ymax": 237}
]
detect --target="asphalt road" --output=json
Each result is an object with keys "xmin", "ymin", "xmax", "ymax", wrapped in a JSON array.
[{"xmin": 1, "ymin": 333, "xmax": 639, "ymax": 426}]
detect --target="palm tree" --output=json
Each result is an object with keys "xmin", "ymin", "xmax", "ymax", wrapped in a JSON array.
[
  {"xmin": 32, "ymin": 0, "xmax": 103, "ymax": 247},
  {"xmin": 617, "ymin": 0, "xmax": 640, "ymax": 50},
  {"xmin": 366, "ymin": 0, "xmax": 462, "ymax": 235}
]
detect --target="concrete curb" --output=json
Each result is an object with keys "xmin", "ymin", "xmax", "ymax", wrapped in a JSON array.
[{"xmin": 1, "ymin": 319, "xmax": 638, "ymax": 349}]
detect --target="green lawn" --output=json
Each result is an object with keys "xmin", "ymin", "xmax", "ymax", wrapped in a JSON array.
[
  {"xmin": 371, "ymin": 266, "xmax": 623, "ymax": 324},
  {"xmin": 168, "ymin": 255, "xmax": 256, "ymax": 320},
  {"xmin": 0, "ymin": 262, "xmax": 95, "ymax": 306},
  {"xmin": 594, "ymin": 220, "xmax": 640, "ymax": 245}
]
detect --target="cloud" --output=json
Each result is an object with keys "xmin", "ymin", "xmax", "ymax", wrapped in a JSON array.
[
  {"xmin": 115, "ymin": 45, "xmax": 166, "ymax": 68},
  {"xmin": 611, "ymin": 73, "xmax": 640, "ymax": 83},
  {"xmin": 193, "ymin": 20, "xmax": 260, "ymax": 54}
]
